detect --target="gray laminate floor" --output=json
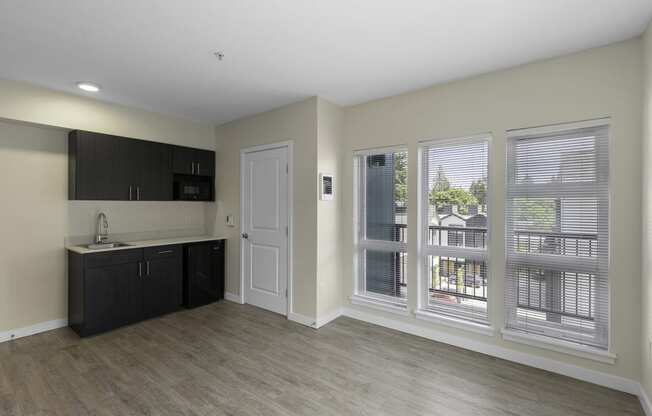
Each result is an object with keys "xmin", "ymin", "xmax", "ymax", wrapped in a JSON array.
[{"xmin": 0, "ymin": 301, "xmax": 643, "ymax": 415}]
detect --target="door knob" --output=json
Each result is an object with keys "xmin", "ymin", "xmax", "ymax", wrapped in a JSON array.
[{"xmin": 241, "ymin": 233, "xmax": 249, "ymax": 239}]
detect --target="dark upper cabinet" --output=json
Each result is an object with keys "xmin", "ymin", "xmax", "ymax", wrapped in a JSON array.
[
  {"xmin": 184, "ymin": 240, "xmax": 225, "ymax": 308},
  {"xmin": 195, "ymin": 149, "xmax": 215, "ymax": 177},
  {"xmin": 172, "ymin": 146, "xmax": 215, "ymax": 177},
  {"xmin": 69, "ymin": 130, "xmax": 212, "ymax": 201},
  {"xmin": 172, "ymin": 146, "xmax": 195, "ymax": 175},
  {"xmin": 69, "ymin": 131, "xmax": 132, "ymax": 200},
  {"xmin": 136, "ymin": 141, "xmax": 173, "ymax": 201}
]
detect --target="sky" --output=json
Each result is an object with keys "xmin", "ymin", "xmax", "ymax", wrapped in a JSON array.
[{"xmin": 427, "ymin": 141, "xmax": 488, "ymax": 190}]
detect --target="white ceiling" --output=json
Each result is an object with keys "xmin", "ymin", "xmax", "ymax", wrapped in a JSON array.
[{"xmin": 1, "ymin": 1, "xmax": 651, "ymax": 125}]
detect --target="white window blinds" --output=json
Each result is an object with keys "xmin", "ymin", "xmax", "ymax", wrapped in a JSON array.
[
  {"xmin": 354, "ymin": 148, "xmax": 408, "ymax": 305},
  {"xmin": 505, "ymin": 122, "xmax": 610, "ymax": 349},
  {"xmin": 420, "ymin": 137, "xmax": 490, "ymax": 324}
]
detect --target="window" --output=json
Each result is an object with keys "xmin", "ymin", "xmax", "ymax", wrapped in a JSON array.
[
  {"xmin": 505, "ymin": 121, "xmax": 609, "ymax": 350},
  {"xmin": 353, "ymin": 147, "xmax": 408, "ymax": 309},
  {"xmin": 419, "ymin": 137, "xmax": 490, "ymax": 325}
]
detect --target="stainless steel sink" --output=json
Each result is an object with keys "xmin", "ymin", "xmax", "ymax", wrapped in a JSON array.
[{"xmin": 84, "ymin": 242, "xmax": 132, "ymax": 250}]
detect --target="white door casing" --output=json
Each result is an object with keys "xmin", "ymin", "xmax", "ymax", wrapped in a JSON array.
[{"xmin": 241, "ymin": 144, "xmax": 289, "ymax": 315}]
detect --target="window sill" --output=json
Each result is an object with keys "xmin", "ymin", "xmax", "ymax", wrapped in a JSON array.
[
  {"xmin": 349, "ymin": 295, "xmax": 409, "ymax": 316},
  {"xmin": 415, "ymin": 309, "xmax": 494, "ymax": 337},
  {"xmin": 501, "ymin": 329, "xmax": 616, "ymax": 365}
]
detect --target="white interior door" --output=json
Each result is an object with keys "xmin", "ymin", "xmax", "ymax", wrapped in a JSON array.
[{"xmin": 242, "ymin": 145, "xmax": 289, "ymax": 315}]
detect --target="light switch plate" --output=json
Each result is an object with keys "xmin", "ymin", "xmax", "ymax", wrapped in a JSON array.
[{"xmin": 226, "ymin": 215, "xmax": 236, "ymax": 227}]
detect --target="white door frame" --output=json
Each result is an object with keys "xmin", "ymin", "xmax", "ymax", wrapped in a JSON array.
[{"xmin": 240, "ymin": 141, "xmax": 294, "ymax": 316}]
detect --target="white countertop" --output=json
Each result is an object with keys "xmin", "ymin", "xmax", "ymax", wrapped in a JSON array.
[{"xmin": 66, "ymin": 235, "xmax": 226, "ymax": 254}]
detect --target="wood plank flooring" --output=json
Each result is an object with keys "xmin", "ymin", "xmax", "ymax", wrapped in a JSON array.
[{"xmin": 0, "ymin": 301, "xmax": 643, "ymax": 415}]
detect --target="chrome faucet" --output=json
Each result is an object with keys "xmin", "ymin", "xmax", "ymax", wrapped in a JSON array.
[{"xmin": 96, "ymin": 212, "xmax": 109, "ymax": 244}]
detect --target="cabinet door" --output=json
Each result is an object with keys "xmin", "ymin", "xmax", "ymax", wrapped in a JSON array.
[
  {"xmin": 143, "ymin": 253, "xmax": 183, "ymax": 319},
  {"xmin": 84, "ymin": 262, "xmax": 142, "ymax": 335},
  {"xmin": 120, "ymin": 137, "xmax": 142, "ymax": 200},
  {"xmin": 73, "ymin": 131, "xmax": 132, "ymax": 200},
  {"xmin": 138, "ymin": 142, "xmax": 172, "ymax": 201},
  {"xmin": 194, "ymin": 149, "xmax": 215, "ymax": 177},
  {"xmin": 185, "ymin": 244, "xmax": 216, "ymax": 308},
  {"xmin": 172, "ymin": 146, "xmax": 195, "ymax": 175},
  {"xmin": 209, "ymin": 241, "xmax": 225, "ymax": 300}
]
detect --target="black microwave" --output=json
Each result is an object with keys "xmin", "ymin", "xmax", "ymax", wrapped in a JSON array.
[{"xmin": 173, "ymin": 174, "xmax": 213, "ymax": 201}]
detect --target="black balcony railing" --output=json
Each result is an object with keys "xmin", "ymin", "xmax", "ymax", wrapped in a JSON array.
[
  {"xmin": 513, "ymin": 230, "xmax": 598, "ymax": 258},
  {"xmin": 512, "ymin": 230, "xmax": 598, "ymax": 321},
  {"xmin": 390, "ymin": 224, "xmax": 597, "ymax": 313},
  {"xmin": 393, "ymin": 224, "xmax": 489, "ymax": 301},
  {"xmin": 428, "ymin": 225, "xmax": 488, "ymax": 249}
]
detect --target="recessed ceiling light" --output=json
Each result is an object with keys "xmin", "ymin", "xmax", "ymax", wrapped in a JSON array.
[{"xmin": 76, "ymin": 82, "xmax": 101, "ymax": 92}]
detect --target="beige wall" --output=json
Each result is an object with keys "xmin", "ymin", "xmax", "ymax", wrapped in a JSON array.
[
  {"xmin": 68, "ymin": 201, "xmax": 206, "ymax": 242},
  {"xmin": 213, "ymin": 98, "xmax": 319, "ymax": 319},
  {"xmin": 341, "ymin": 39, "xmax": 643, "ymax": 380},
  {"xmin": 0, "ymin": 79, "xmax": 215, "ymax": 149},
  {"xmin": 641, "ymin": 21, "xmax": 652, "ymax": 400},
  {"xmin": 0, "ymin": 80, "xmax": 215, "ymax": 334},
  {"xmin": 316, "ymin": 98, "xmax": 344, "ymax": 321},
  {"xmin": 0, "ymin": 121, "xmax": 68, "ymax": 331}
]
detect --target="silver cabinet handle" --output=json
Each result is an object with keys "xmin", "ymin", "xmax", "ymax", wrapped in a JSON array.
[
  {"xmin": 146, "ymin": 261, "xmax": 150, "ymax": 276},
  {"xmin": 136, "ymin": 186, "xmax": 141, "ymax": 201},
  {"xmin": 191, "ymin": 162, "xmax": 195, "ymax": 175},
  {"xmin": 129, "ymin": 186, "xmax": 133, "ymax": 201},
  {"xmin": 197, "ymin": 163, "xmax": 200, "ymax": 175},
  {"xmin": 138, "ymin": 262, "xmax": 142, "ymax": 277},
  {"xmin": 157, "ymin": 250, "xmax": 174, "ymax": 254}
]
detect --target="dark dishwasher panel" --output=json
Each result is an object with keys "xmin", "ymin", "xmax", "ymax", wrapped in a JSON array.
[{"xmin": 183, "ymin": 240, "xmax": 225, "ymax": 308}]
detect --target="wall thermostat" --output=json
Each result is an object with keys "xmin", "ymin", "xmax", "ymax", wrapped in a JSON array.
[{"xmin": 320, "ymin": 173, "xmax": 334, "ymax": 201}]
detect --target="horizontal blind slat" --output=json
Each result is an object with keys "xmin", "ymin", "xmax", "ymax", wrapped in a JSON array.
[
  {"xmin": 505, "ymin": 124, "xmax": 609, "ymax": 349},
  {"xmin": 356, "ymin": 149, "xmax": 408, "ymax": 302}
]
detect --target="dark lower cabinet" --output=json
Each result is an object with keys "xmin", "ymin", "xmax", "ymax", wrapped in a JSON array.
[
  {"xmin": 142, "ymin": 246, "xmax": 183, "ymax": 319},
  {"xmin": 184, "ymin": 240, "xmax": 225, "ymax": 308},
  {"xmin": 85, "ymin": 262, "xmax": 142, "ymax": 335},
  {"xmin": 69, "ymin": 240, "xmax": 225, "ymax": 337},
  {"xmin": 70, "ymin": 248, "xmax": 146, "ymax": 337}
]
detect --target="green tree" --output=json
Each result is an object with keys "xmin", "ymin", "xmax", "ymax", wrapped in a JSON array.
[
  {"xmin": 433, "ymin": 165, "xmax": 450, "ymax": 192},
  {"xmin": 513, "ymin": 198, "xmax": 557, "ymax": 230},
  {"xmin": 513, "ymin": 174, "xmax": 558, "ymax": 230},
  {"xmin": 431, "ymin": 188, "xmax": 478, "ymax": 214},
  {"xmin": 393, "ymin": 152, "xmax": 407, "ymax": 204},
  {"xmin": 469, "ymin": 179, "xmax": 487, "ymax": 206}
]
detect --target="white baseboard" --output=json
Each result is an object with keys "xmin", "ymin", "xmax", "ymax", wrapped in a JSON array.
[
  {"xmin": 315, "ymin": 308, "xmax": 342, "ymax": 329},
  {"xmin": 288, "ymin": 312, "xmax": 316, "ymax": 328},
  {"xmin": 224, "ymin": 292, "xmax": 244, "ymax": 304},
  {"xmin": 640, "ymin": 384, "xmax": 652, "ymax": 416},
  {"xmin": 341, "ymin": 306, "xmax": 640, "ymax": 395},
  {"xmin": 0, "ymin": 318, "xmax": 68, "ymax": 344}
]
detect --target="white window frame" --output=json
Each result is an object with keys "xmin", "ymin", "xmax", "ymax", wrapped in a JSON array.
[
  {"xmin": 417, "ymin": 134, "xmax": 493, "ymax": 330},
  {"xmin": 502, "ymin": 118, "xmax": 614, "ymax": 361},
  {"xmin": 351, "ymin": 145, "xmax": 409, "ymax": 314}
]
